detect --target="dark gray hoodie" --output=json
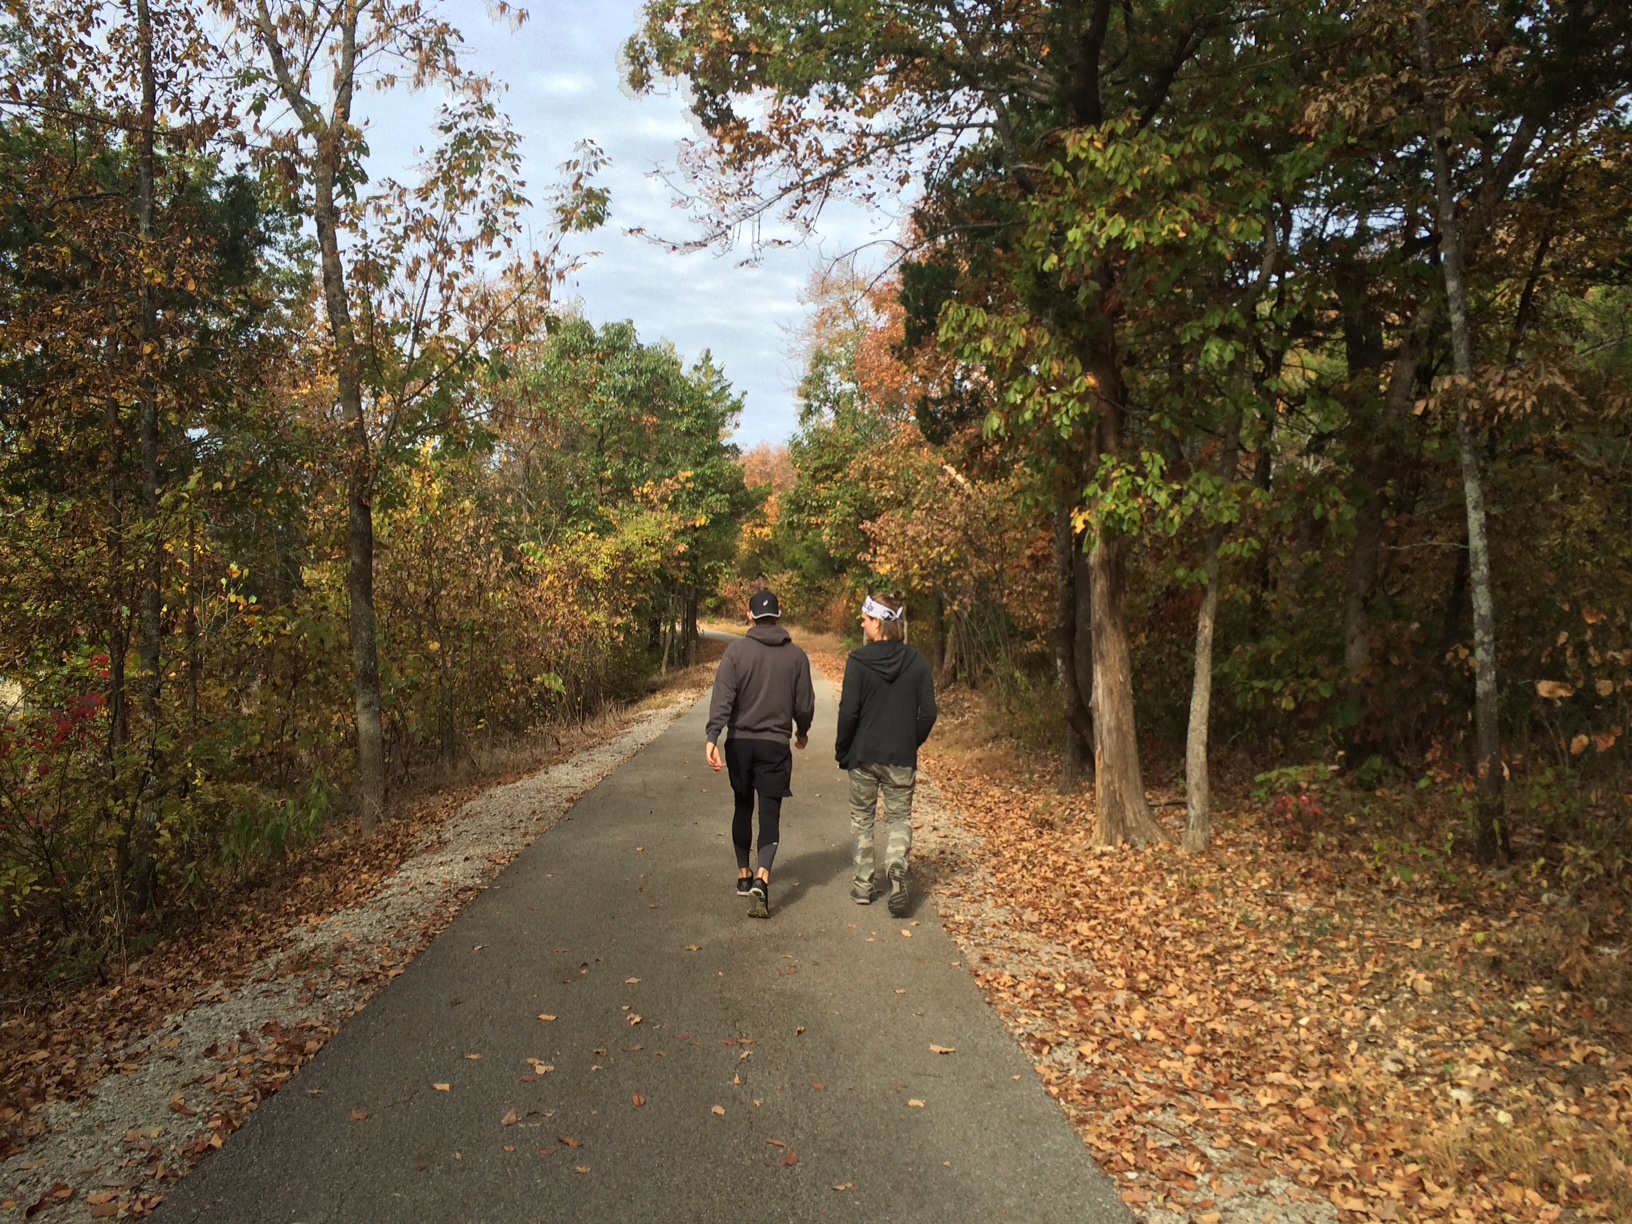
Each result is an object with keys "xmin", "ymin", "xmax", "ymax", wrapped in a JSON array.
[{"xmin": 706, "ymin": 624, "xmax": 815, "ymax": 745}]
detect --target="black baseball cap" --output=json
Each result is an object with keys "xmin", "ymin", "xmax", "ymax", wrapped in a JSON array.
[{"xmin": 749, "ymin": 589, "xmax": 782, "ymax": 620}]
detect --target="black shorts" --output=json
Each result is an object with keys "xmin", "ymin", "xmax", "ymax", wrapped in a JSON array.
[{"xmin": 724, "ymin": 738, "xmax": 793, "ymax": 800}]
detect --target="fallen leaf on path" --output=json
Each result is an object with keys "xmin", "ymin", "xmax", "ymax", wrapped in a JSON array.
[
  {"xmin": 433, "ymin": 1083, "xmax": 451, "ymax": 1092},
  {"xmin": 465, "ymin": 1053, "xmax": 482, "ymax": 1060},
  {"xmin": 711, "ymin": 1105, "xmax": 726, "ymax": 1116},
  {"xmin": 538, "ymin": 1014, "xmax": 557, "ymax": 1022},
  {"xmin": 471, "ymin": 945, "xmax": 485, "ymax": 953},
  {"xmin": 559, "ymin": 1136, "xmax": 581, "ymax": 1148},
  {"xmin": 900, "ymin": 930, "xmax": 912, "ymax": 938},
  {"xmin": 625, "ymin": 977, "xmax": 640, "ymax": 984},
  {"xmin": 685, "ymin": 944, "xmax": 701, "ymax": 952},
  {"xmin": 629, "ymin": 1014, "xmax": 643, "ymax": 1026},
  {"xmin": 503, "ymin": 1145, "xmax": 515, "ymax": 1153},
  {"xmin": 574, "ymin": 1166, "xmax": 590, "ymax": 1174},
  {"xmin": 778, "ymin": 1152, "xmax": 799, "ymax": 1167},
  {"xmin": 908, "ymin": 1099, "xmax": 925, "ymax": 1108},
  {"xmin": 527, "ymin": 1059, "xmax": 554, "ymax": 1074},
  {"xmin": 500, "ymin": 1109, "xmax": 518, "ymax": 1127},
  {"xmin": 930, "ymin": 1045, "xmax": 956, "ymax": 1055},
  {"xmin": 832, "ymin": 1183, "xmax": 855, "ymax": 1192},
  {"xmin": 632, "ymin": 1092, "xmax": 646, "ymax": 1107},
  {"xmin": 895, "ymin": 989, "xmax": 906, "ymax": 995},
  {"xmin": 350, "ymin": 1110, "xmax": 368, "ymax": 1121},
  {"xmin": 767, "ymin": 1139, "xmax": 786, "ymax": 1147},
  {"xmin": 810, "ymin": 1081, "xmax": 825, "ymax": 1091},
  {"xmin": 538, "ymin": 1147, "xmax": 557, "ymax": 1155},
  {"xmin": 795, "ymin": 1026, "xmax": 805, "ymax": 1036}
]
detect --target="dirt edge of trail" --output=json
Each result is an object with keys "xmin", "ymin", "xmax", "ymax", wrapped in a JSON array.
[{"xmin": 0, "ymin": 682, "xmax": 706, "ymax": 1222}]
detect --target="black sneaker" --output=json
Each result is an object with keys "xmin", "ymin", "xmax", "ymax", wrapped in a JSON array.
[
  {"xmin": 735, "ymin": 875, "xmax": 753, "ymax": 896},
  {"xmin": 747, "ymin": 876, "xmax": 769, "ymax": 919},
  {"xmin": 886, "ymin": 862, "xmax": 909, "ymax": 916}
]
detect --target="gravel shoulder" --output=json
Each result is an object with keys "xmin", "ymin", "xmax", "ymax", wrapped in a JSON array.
[{"xmin": 1, "ymin": 687, "xmax": 702, "ymax": 1222}]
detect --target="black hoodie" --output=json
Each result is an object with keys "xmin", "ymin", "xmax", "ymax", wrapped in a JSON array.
[{"xmin": 834, "ymin": 641, "xmax": 937, "ymax": 771}]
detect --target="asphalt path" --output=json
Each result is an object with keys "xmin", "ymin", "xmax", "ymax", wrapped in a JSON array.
[{"xmin": 157, "ymin": 663, "xmax": 1130, "ymax": 1223}]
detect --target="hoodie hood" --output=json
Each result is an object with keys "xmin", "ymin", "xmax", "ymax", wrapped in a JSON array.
[
  {"xmin": 746, "ymin": 623, "xmax": 792, "ymax": 647},
  {"xmin": 852, "ymin": 640, "xmax": 910, "ymax": 682}
]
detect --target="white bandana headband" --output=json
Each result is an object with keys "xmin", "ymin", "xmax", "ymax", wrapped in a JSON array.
[{"xmin": 862, "ymin": 595, "xmax": 902, "ymax": 622}]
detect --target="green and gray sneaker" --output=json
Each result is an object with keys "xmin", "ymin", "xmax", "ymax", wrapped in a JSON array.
[
  {"xmin": 747, "ymin": 876, "xmax": 770, "ymax": 919},
  {"xmin": 886, "ymin": 861, "xmax": 909, "ymax": 917}
]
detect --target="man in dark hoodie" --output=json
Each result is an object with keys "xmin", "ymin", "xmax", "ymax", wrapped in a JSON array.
[
  {"xmin": 835, "ymin": 592, "xmax": 937, "ymax": 916},
  {"xmin": 705, "ymin": 589, "xmax": 815, "ymax": 919}
]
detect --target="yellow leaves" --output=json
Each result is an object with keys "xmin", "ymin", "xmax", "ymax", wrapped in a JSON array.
[{"xmin": 1536, "ymin": 680, "xmax": 1575, "ymax": 699}]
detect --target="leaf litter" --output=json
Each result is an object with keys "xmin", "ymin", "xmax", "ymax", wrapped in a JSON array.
[{"xmin": 812, "ymin": 650, "xmax": 1631, "ymax": 1224}]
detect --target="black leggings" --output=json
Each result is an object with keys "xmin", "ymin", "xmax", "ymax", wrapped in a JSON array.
[
  {"xmin": 724, "ymin": 738, "xmax": 791, "ymax": 874},
  {"xmin": 732, "ymin": 792, "xmax": 781, "ymax": 873}
]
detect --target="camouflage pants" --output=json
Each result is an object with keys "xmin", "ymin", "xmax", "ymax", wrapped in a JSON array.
[{"xmin": 848, "ymin": 763, "xmax": 917, "ymax": 889}]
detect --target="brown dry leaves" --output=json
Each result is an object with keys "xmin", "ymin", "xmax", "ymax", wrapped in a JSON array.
[{"xmin": 812, "ymin": 651, "xmax": 1629, "ymax": 1224}]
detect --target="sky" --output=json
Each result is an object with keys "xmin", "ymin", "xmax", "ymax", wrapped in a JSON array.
[{"xmin": 359, "ymin": 0, "xmax": 901, "ymax": 449}]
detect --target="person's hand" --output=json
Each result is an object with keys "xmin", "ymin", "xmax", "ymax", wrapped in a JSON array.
[
  {"xmin": 705, "ymin": 741, "xmax": 724, "ymax": 772},
  {"xmin": 794, "ymin": 735, "xmax": 808, "ymax": 751}
]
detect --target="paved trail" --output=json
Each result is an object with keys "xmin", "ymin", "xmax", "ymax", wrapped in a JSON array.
[{"xmin": 158, "ymin": 669, "xmax": 1128, "ymax": 1223}]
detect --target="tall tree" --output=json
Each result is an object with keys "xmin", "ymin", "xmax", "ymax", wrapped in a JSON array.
[
  {"xmin": 628, "ymin": 0, "xmax": 1266, "ymax": 843},
  {"xmin": 222, "ymin": 0, "xmax": 557, "ymax": 824}
]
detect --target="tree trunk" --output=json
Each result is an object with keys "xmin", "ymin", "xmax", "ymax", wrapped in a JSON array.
[
  {"xmin": 1072, "ymin": 532, "xmax": 1094, "ymax": 763},
  {"xmin": 1343, "ymin": 493, "xmax": 1383, "ymax": 677},
  {"xmin": 1185, "ymin": 420, "xmax": 1241, "ymax": 854},
  {"xmin": 130, "ymin": 0, "xmax": 160, "ymax": 914},
  {"xmin": 313, "ymin": 132, "xmax": 386, "ymax": 827},
  {"xmin": 685, "ymin": 584, "xmax": 699, "ymax": 666},
  {"xmin": 1085, "ymin": 362, "xmax": 1159, "ymax": 846},
  {"xmin": 1418, "ymin": 9, "xmax": 1506, "ymax": 861},
  {"xmin": 1054, "ymin": 504, "xmax": 1092, "ymax": 792},
  {"xmin": 1436, "ymin": 531, "xmax": 1470, "ymax": 660},
  {"xmin": 1342, "ymin": 313, "xmax": 1433, "ymax": 681},
  {"xmin": 931, "ymin": 589, "xmax": 947, "ymax": 679},
  {"xmin": 105, "ymin": 398, "xmax": 128, "ymax": 762}
]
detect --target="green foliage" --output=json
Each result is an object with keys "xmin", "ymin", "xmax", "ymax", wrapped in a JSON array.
[{"xmin": 0, "ymin": 86, "xmax": 744, "ymax": 969}]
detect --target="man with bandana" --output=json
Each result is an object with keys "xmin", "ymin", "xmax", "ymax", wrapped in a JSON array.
[{"xmin": 835, "ymin": 592, "xmax": 938, "ymax": 915}]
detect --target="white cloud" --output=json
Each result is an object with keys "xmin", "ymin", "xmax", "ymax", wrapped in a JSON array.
[{"xmin": 351, "ymin": 0, "xmax": 897, "ymax": 447}]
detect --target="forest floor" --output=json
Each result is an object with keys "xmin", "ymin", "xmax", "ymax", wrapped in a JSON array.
[
  {"xmin": 807, "ymin": 647, "xmax": 1630, "ymax": 1224},
  {"xmin": 0, "ymin": 655, "xmax": 720, "ymax": 1221}
]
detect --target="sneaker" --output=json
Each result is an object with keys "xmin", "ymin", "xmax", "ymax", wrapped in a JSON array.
[
  {"xmin": 747, "ymin": 876, "xmax": 769, "ymax": 919},
  {"xmin": 850, "ymin": 884, "xmax": 873, "ymax": 905},
  {"xmin": 886, "ymin": 862, "xmax": 909, "ymax": 916},
  {"xmin": 735, "ymin": 875, "xmax": 753, "ymax": 897}
]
